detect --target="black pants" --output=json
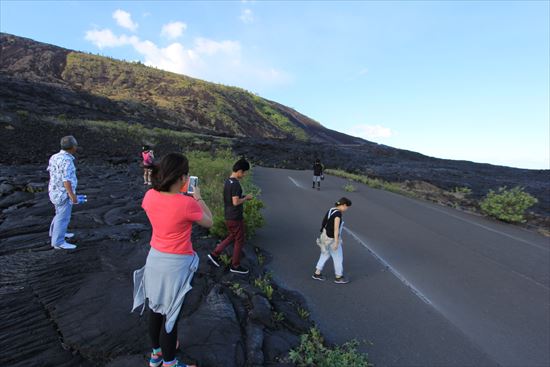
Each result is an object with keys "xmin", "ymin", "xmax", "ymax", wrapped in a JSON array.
[{"xmin": 149, "ymin": 310, "xmax": 178, "ymax": 361}]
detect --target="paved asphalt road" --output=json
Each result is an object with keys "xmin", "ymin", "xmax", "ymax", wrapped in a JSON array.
[{"xmin": 252, "ymin": 167, "xmax": 550, "ymax": 367}]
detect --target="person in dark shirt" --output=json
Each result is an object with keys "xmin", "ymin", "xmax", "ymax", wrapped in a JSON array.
[
  {"xmin": 312, "ymin": 159, "xmax": 324, "ymax": 190},
  {"xmin": 208, "ymin": 158, "xmax": 253, "ymax": 274},
  {"xmin": 312, "ymin": 197, "xmax": 352, "ymax": 284}
]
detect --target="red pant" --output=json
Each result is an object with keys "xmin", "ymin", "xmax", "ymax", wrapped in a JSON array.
[{"xmin": 213, "ymin": 220, "xmax": 245, "ymax": 267}]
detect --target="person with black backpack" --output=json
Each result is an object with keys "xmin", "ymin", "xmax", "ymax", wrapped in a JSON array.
[
  {"xmin": 312, "ymin": 159, "xmax": 324, "ymax": 190},
  {"xmin": 312, "ymin": 197, "xmax": 352, "ymax": 284}
]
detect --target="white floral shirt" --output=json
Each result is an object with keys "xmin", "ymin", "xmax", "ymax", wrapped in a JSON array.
[{"xmin": 47, "ymin": 150, "xmax": 77, "ymax": 205}]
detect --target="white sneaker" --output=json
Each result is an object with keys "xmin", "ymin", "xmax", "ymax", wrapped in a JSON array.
[
  {"xmin": 65, "ymin": 233, "xmax": 75, "ymax": 239},
  {"xmin": 53, "ymin": 242, "xmax": 77, "ymax": 250}
]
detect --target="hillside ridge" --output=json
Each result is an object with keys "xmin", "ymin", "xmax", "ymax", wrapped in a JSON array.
[{"xmin": 0, "ymin": 32, "xmax": 362, "ymax": 144}]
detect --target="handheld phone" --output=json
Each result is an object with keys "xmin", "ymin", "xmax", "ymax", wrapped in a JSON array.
[{"xmin": 187, "ymin": 176, "xmax": 199, "ymax": 194}]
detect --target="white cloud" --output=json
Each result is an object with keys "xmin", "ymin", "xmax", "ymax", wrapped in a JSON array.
[
  {"xmin": 113, "ymin": 9, "xmax": 138, "ymax": 32},
  {"xmin": 359, "ymin": 68, "xmax": 368, "ymax": 75},
  {"xmin": 84, "ymin": 22, "xmax": 290, "ymax": 89},
  {"xmin": 161, "ymin": 21, "xmax": 187, "ymax": 40},
  {"xmin": 194, "ymin": 37, "xmax": 241, "ymax": 55},
  {"xmin": 85, "ymin": 28, "xmax": 138, "ymax": 49},
  {"xmin": 240, "ymin": 9, "xmax": 254, "ymax": 24},
  {"xmin": 346, "ymin": 124, "xmax": 393, "ymax": 140}
]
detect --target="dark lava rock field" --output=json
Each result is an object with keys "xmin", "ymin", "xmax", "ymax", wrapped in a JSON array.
[{"xmin": 0, "ymin": 163, "xmax": 309, "ymax": 367}]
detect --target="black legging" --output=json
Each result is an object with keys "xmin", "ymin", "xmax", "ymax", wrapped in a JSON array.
[{"xmin": 149, "ymin": 310, "xmax": 178, "ymax": 362}]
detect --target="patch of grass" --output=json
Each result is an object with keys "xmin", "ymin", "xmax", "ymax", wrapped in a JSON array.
[
  {"xmin": 254, "ymin": 274, "xmax": 274, "ymax": 300},
  {"xmin": 272, "ymin": 311, "xmax": 285, "ymax": 323},
  {"xmin": 297, "ymin": 307, "xmax": 310, "ymax": 320},
  {"xmin": 325, "ymin": 169, "xmax": 411, "ymax": 197},
  {"xmin": 230, "ymin": 282, "xmax": 245, "ymax": 297},
  {"xmin": 453, "ymin": 186, "xmax": 472, "ymax": 196},
  {"xmin": 16, "ymin": 110, "xmax": 29, "ymax": 121},
  {"xmin": 257, "ymin": 253, "xmax": 265, "ymax": 266},
  {"xmin": 62, "ymin": 52, "xmax": 307, "ymax": 139},
  {"xmin": 219, "ymin": 254, "xmax": 232, "ymax": 267},
  {"xmin": 343, "ymin": 182, "xmax": 356, "ymax": 192},
  {"xmin": 480, "ymin": 186, "xmax": 538, "ymax": 223},
  {"xmin": 288, "ymin": 328, "xmax": 371, "ymax": 367}
]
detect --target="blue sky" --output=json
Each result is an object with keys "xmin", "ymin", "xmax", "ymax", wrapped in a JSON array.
[{"xmin": 1, "ymin": 1, "xmax": 549, "ymax": 169}]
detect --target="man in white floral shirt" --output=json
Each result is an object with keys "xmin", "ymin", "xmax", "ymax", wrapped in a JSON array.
[{"xmin": 47, "ymin": 136, "xmax": 80, "ymax": 250}]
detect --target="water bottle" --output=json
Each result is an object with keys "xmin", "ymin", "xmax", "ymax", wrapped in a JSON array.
[{"xmin": 77, "ymin": 194, "xmax": 87, "ymax": 204}]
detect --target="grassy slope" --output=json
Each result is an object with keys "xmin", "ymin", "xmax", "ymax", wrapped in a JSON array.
[{"xmin": 62, "ymin": 52, "xmax": 308, "ymax": 140}]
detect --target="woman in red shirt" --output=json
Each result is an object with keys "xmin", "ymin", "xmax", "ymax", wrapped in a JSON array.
[{"xmin": 139, "ymin": 153, "xmax": 212, "ymax": 367}]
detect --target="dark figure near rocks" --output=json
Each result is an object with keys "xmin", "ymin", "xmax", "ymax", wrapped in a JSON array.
[
  {"xmin": 132, "ymin": 153, "xmax": 213, "ymax": 367},
  {"xmin": 47, "ymin": 135, "xmax": 80, "ymax": 250},
  {"xmin": 208, "ymin": 158, "xmax": 253, "ymax": 274},
  {"xmin": 312, "ymin": 159, "xmax": 324, "ymax": 190}
]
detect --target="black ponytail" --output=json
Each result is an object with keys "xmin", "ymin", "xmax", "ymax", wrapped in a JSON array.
[{"xmin": 335, "ymin": 197, "xmax": 352, "ymax": 207}]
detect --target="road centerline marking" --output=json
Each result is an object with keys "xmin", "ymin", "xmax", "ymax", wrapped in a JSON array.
[
  {"xmin": 288, "ymin": 176, "xmax": 304, "ymax": 188},
  {"xmin": 344, "ymin": 227, "xmax": 433, "ymax": 306}
]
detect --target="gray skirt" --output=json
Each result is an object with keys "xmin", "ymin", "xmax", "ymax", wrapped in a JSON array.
[{"xmin": 132, "ymin": 247, "xmax": 199, "ymax": 333}]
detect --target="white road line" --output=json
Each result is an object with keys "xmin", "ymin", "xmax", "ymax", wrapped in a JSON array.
[
  {"xmin": 288, "ymin": 176, "xmax": 304, "ymax": 188},
  {"xmin": 344, "ymin": 227, "xmax": 433, "ymax": 306},
  {"xmin": 413, "ymin": 201, "xmax": 549, "ymax": 252}
]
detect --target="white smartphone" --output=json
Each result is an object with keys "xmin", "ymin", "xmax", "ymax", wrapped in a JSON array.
[{"xmin": 187, "ymin": 176, "xmax": 199, "ymax": 194}]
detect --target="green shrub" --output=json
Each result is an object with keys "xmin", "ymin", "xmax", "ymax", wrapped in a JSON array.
[
  {"xmin": 453, "ymin": 187, "xmax": 472, "ymax": 196},
  {"xmin": 288, "ymin": 328, "xmax": 371, "ymax": 367},
  {"xmin": 480, "ymin": 186, "xmax": 538, "ymax": 223},
  {"xmin": 343, "ymin": 182, "xmax": 356, "ymax": 192}
]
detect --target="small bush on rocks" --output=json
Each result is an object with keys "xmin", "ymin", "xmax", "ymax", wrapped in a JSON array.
[
  {"xmin": 289, "ymin": 328, "xmax": 371, "ymax": 367},
  {"xmin": 254, "ymin": 274, "xmax": 274, "ymax": 300},
  {"xmin": 480, "ymin": 186, "xmax": 538, "ymax": 223}
]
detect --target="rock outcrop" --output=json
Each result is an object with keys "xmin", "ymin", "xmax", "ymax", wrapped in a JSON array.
[{"xmin": 0, "ymin": 163, "xmax": 310, "ymax": 367}]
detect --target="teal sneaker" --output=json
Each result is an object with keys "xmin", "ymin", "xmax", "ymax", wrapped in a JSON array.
[{"xmin": 149, "ymin": 349, "xmax": 163, "ymax": 367}]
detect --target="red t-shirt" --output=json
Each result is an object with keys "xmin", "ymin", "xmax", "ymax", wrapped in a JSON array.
[{"xmin": 142, "ymin": 189, "xmax": 203, "ymax": 254}]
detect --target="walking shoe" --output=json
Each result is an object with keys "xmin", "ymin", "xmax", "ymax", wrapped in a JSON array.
[
  {"xmin": 317, "ymin": 187, "xmax": 321, "ymax": 191},
  {"xmin": 163, "ymin": 359, "xmax": 195, "ymax": 367},
  {"xmin": 230, "ymin": 265, "xmax": 249, "ymax": 274},
  {"xmin": 312, "ymin": 272, "xmax": 326, "ymax": 281},
  {"xmin": 207, "ymin": 253, "xmax": 220, "ymax": 267},
  {"xmin": 149, "ymin": 350, "xmax": 163, "ymax": 367},
  {"xmin": 64, "ymin": 232, "xmax": 75, "ymax": 239},
  {"xmin": 53, "ymin": 242, "xmax": 77, "ymax": 250},
  {"xmin": 334, "ymin": 276, "xmax": 349, "ymax": 284}
]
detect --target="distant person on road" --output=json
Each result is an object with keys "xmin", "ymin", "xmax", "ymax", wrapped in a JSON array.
[
  {"xmin": 142, "ymin": 146, "xmax": 155, "ymax": 185},
  {"xmin": 207, "ymin": 158, "xmax": 253, "ymax": 274},
  {"xmin": 47, "ymin": 135, "xmax": 81, "ymax": 250},
  {"xmin": 312, "ymin": 159, "xmax": 324, "ymax": 190},
  {"xmin": 132, "ymin": 153, "xmax": 212, "ymax": 367},
  {"xmin": 312, "ymin": 197, "xmax": 352, "ymax": 284}
]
